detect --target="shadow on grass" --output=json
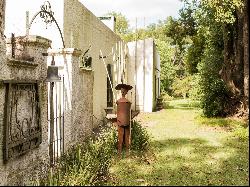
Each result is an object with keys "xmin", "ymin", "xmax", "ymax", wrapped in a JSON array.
[
  {"xmin": 107, "ymin": 137, "xmax": 249, "ymax": 186},
  {"xmin": 196, "ymin": 116, "xmax": 248, "ymax": 129},
  {"xmin": 165, "ymin": 106, "xmax": 199, "ymax": 110},
  {"xmin": 163, "ymin": 100, "xmax": 200, "ymax": 111},
  {"xmin": 149, "ymin": 137, "xmax": 248, "ymax": 186}
]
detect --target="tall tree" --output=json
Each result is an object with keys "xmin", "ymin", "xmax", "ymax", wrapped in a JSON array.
[
  {"xmin": 202, "ymin": 0, "xmax": 248, "ymax": 116},
  {"xmin": 105, "ymin": 12, "xmax": 130, "ymax": 35},
  {"xmin": 173, "ymin": 0, "xmax": 248, "ymax": 117},
  {"xmin": 242, "ymin": 0, "xmax": 249, "ymax": 113}
]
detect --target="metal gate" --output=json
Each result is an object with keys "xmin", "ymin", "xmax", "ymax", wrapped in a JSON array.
[
  {"xmin": 47, "ymin": 66, "xmax": 65, "ymax": 166},
  {"xmin": 25, "ymin": 1, "xmax": 66, "ymax": 167}
]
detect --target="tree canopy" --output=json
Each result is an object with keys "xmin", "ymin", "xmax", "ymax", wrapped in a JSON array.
[{"xmin": 107, "ymin": 0, "xmax": 248, "ymax": 118}]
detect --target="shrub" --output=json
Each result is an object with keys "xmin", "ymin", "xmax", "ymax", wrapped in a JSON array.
[
  {"xmin": 161, "ymin": 91, "xmax": 174, "ymax": 102},
  {"xmin": 200, "ymin": 77, "xmax": 230, "ymax": 117},
  {"xmin": 197, "ymin": 37, "xmax": 231, "ymax": 117},
  {"xmin": 37, "ymin": 120, "xmax": 151, "ymax": 186},
  {"xmin": 131, "ymin": 120, "xmax": 150, "ymax": 152},
  {"xmin": 38, "ymin": 125, "xmax": 117, "ymax": 186},
  {"xmin": 172, "ymin": 75, "xmax": 193, "ymax": 98}
]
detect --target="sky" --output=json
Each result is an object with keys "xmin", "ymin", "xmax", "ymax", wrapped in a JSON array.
[
  {"xmin": 4, "ymin": 0, "xmax": 183, "ymax": 39},
  {"xmin": 80, "ymin": 0, "xmax": 183, "ymax": 29}
]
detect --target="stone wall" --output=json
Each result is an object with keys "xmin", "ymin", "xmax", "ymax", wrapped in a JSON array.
[
  {"xmin": 0, "ymin": 0, "xmax": 6, "ymax": 80},
  {"xmin": 4, "ymin": 0, "xmax": 133, "ymax": 128},
  {"xmin": 0, "ymin": 35, "xmax": 51, "ymax": 185},
  {"xmin": 0, "ymin": 38, "xmax": 94, "ymax": 185},
  {"xmin": 0, "ymin": 0, "xmax": 5, "ymax": 34}
]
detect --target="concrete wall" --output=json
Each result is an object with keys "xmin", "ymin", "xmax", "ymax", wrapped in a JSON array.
[
  {"xmin": 127, "ymin": 38, "xmax": 160, "ymax": 112},
  {"xmin": 0, "ymin": 38, "xmax": 94, "ymax": 186},
  {"xmin": 1, "ymin": 0, "xmax": 133, "ymax": 185},
  {"xmin": 63, "ymin": 0, "xmax": 131, "ymax": 126},
  {"xmin": 2, "ymin": 1, "xmax": 94, "ymax": 182},
  {"xmin": 153, "ymin": 42, "xmax": 161, "ymax": 108}
]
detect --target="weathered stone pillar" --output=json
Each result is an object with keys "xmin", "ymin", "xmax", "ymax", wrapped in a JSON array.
[
  {"xmin": 0, "ymin": 35, "xmax": 51, "ymax": 185},
  {"xmin": 0, "ymin": 0, "xmax": 5, "ymax": 34},
  {"xmin": 0, "ymin": 0, "xmax": 6, "ymax": 184},
  {"xmin": 0, "ymin": 0, "xmax": 6, "ymax": 76},
  {"xmin": 47, "ymin": 48, "xmax": 94, "ymax": 152}
]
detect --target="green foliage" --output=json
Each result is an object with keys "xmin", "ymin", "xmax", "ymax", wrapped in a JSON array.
[
  {"xmin": 200, "ymin": 78, "xmax": 229, "ymax": 117},
  {"xmin": 172, "ymin": 75, "xmax": 193, "ymax": 98},
  {"xmin": 105, "ymin": 12, "xmax": 130, "ymax": 34},
  {"xmin": 184, "ymin": 34, "xmax": 205, "ymax": 74},
  {"xmin": 164, "ymin": 16, "xmax": 186, "ymax": 50},
  {"xmin": 188, "ymin": 74, "xmax": 202, "ymax": 101},
  {"xmin": 193, "ymin": 17, "xmax": 233, "ymax": 117},
  {"xmin": 36, "ymin": 121, "xmax": 150, "ymax": 186},
  {"xmin": 174, "ymin": 0, "xmax": 242, "ymax": 117},
  {"xmin": 156, "ymin": 39, "xmax": 177, "ymax": 95},
  {"xmin": 131, "ymin": 120, "xmax": 150, "ymax": 152},
  {"xmin": 161, "ymin": 91, "xmax": 174, "ymax": 102},
  {"xmin": 197, "ymin": 44, "xmax": 231, "ymax": 117},
  {"xmin": 202, "ymin": 0, "xmax": 244, "ymax": 23}
]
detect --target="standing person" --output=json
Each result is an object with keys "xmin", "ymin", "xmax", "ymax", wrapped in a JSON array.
[{"xmin": 115, "ymin": 83, "xmax": 133, "ymax": 158}]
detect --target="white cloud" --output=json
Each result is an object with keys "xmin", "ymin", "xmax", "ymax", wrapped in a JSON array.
[
  {"xmin": 4, "ymin": 0, "xmax": 183, "ymax": 37},
  {"xmin": 80, "ymin": 0, "xmax": 183, "ymax": 28}
]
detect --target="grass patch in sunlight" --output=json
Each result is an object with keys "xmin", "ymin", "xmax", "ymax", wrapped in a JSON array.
[
  {"xmin": 164, "ymin": 98, "xmax": 201, "ymax": 110},
  {"xmin": 196, "ymin": 115, "xmax": 249, "ymax": 141},
  {"xmin": 105, "ymin": 99, "xmax": 249, "ymax": 186}
]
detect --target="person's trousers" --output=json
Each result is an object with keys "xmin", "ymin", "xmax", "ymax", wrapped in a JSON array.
[{"xmin": 117, "ymin": 124, "xmax": 130, "ymax": 156}]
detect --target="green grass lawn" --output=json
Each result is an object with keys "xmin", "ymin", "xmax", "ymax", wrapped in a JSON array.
[{"xmin": 105, "ymin": 99, "xmax": 249, "ymax": 186}]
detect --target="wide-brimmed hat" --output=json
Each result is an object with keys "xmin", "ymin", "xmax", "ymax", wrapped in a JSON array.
[{"xmin": 115, "ymin": 83, "xmax": 133, "ymax": 90}]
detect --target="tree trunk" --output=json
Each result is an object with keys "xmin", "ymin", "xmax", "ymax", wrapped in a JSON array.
[
  {"xmin": 243, "ymin": 0, "xmax": 249, "ymax": 114},
  {"xmin": 234, "ymin": 9, "xmax": 244, "ymax": 96},
  {"xmin": 221, "ymin": 23, "xmax": 241, "ymax": 96},
  {"xmin": 220, "ymin": 9, "xmax": 246, "ymax": 116}
]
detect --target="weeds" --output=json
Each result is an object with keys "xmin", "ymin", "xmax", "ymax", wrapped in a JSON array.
[
  {"xmin": 131, "ymin": 120, "xmax": 150, "ymax": 152},
  {"xmin": 196, "ymin": 115, "xmax": 249, "ymax": 141},
  {"xmin": 36, "ymin": 120, "xmax": 150, "ymax": 186}
]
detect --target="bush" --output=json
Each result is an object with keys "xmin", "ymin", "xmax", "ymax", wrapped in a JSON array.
[
  {"xmin": 197, "ymin": 36, "xmax": 231, "ymax": 117},
  {"xmin": 36, "ymin": 121, "xmax": 150, "ymax": 186},
  {"xmin": 200, "ymin": 77, "xmax": 230, "ymax": 117},
  {"xmin": 188, "ymin": 74, "xmax": 202, "ymax": 101},
  {"xmin": 131, "ymin": 120, "xmax": 150, "ymax": 152},
  {"xmin": 38, "ymin": 125, "xmax": 117, "ymax": 186},
  {"xmin": 172, "ymin": 75, "xmax": 193, "ymax": 98},
  {"xmin": 161, "ymin": 91, "xmax": 174, "ymax": 102}
]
